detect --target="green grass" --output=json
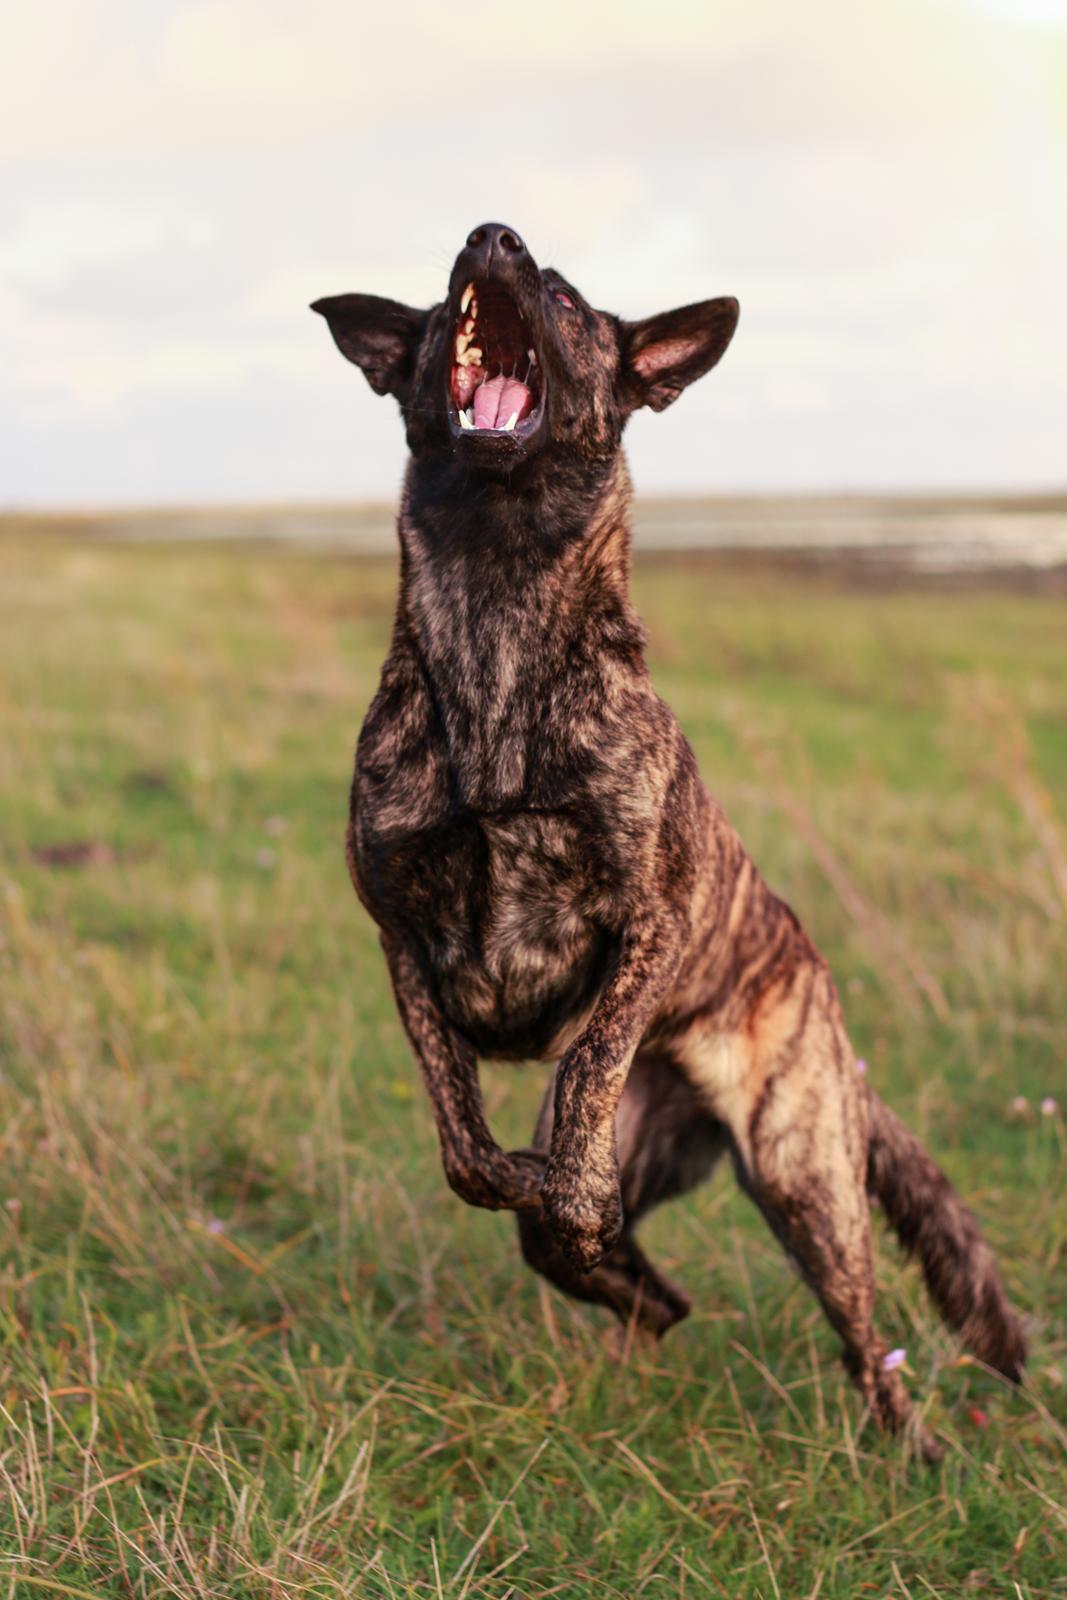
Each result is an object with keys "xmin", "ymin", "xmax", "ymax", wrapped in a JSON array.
[{"xmin": 0, "ymin": 526, "xmax": 1064, "ymax": 1598}]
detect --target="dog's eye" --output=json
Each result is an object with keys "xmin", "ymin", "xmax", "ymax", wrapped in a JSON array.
[{"xmin": 554, "ymin": 290, "xmax": 576, "ymax": 309}]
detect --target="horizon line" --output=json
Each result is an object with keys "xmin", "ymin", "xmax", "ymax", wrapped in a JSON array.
[{"xmin": 4, "ymin": 485, "xmax": 1067, "ymax": 518}]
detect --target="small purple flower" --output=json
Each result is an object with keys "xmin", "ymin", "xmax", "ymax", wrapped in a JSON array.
[
  {"xmin": 882, "ymin": 1347, "xmax": 906, "ymax": 1372},
  {"xmin": 207, "ymin": 1216, "xmax": 225, "ymax": 1235},
  {"xmin": 1041, "ymin": 1097, "xmax": 1058, "ymax": 1117},
  {"xmin": 1010, "ymin": 1095, "xmax": 1028, "ymax": 1116},
  {"xmin": 855, "ymin": 1058, "xmax": 868, "ymax": 1077}
]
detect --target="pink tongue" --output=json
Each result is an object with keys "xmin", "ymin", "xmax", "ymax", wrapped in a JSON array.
[{"xmin": 472, "ymin": 375, "xmax": 532, "ymax": 430}]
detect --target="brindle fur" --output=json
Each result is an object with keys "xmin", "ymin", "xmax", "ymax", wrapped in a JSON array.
[{"xmin": 313, "ymin": 223, "xmax": 1026, "ymax": 1461}]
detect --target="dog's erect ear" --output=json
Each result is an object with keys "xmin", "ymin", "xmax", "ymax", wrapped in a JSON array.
[
  {"xmin": 311, "ymin": 294, "xmax": 429, "ymax": 402},
  {"xmin": 620, "ymin": 297, "xmax": 739, "ymax": 413}
]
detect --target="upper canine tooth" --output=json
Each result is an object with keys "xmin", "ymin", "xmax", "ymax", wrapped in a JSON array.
[
  {"xmin": 503, "ymin": 411, "xmax": 519, "ymax": 431},
  {"xmin": 460, "ymin": 282, "xmax": 474, "ymax": 314}
]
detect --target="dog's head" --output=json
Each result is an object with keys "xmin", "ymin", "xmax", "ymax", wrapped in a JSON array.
[{"xmin": 312, "ymin": 223, "xmax": 738, "ymax": 478}]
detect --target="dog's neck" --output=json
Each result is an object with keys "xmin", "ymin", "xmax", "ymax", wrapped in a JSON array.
[{"xmin": 394, "ymin": 451, "xmax": 648, "ymax": 806}]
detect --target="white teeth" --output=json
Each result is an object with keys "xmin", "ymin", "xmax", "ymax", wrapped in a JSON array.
[
  {"xmin": 456, "ymin": 346, "xmax": 482, "ymax": 367},
  {"xmin": 465, "ymin": 317, "xmax": 475, "ymax": 335},
  {"xmin": 460, "ymin": 282, "xmax": 474, "ymax": 314},
  {"xmin": 458, "ymin": 408, "xmax": 473, "ymax": 429},
  {"xmin": 503, "ymin": 411, "xmax": 519, "ymax": 431},
  {"xmin": 455, "ymin": 332, "xmax": 471, "ymax": 356}
]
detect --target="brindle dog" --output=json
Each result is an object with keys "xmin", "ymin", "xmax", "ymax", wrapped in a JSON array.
[{"xmin": 313, "ymin": 222, "xmax": 1026, "ymax": 1459}]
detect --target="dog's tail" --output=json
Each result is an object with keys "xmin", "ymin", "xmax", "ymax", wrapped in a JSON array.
[{"xmin": 866, "ymin": 1089, "xmax": 1026, "ymax": 1380}]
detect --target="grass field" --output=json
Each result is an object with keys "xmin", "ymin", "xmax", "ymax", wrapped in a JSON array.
[{"xmin": 1, "ymin": 524, "xmax": 1065, "ymax": 1598}]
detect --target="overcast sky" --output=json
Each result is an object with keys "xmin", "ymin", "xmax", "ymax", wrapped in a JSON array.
[{"xmin": 2, "ymin": 0, "xmax": 1066, "ymax": 506}]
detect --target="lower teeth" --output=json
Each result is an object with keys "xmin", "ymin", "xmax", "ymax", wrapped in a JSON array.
[{"xmin": 456, "ymin": 407, "xmax": 524, "ymax": 432}]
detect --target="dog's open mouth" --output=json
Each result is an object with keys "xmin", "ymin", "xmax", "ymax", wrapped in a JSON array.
[{"xmin": 449, "ymin": 280, "xmax": 544, "ymax": 439}]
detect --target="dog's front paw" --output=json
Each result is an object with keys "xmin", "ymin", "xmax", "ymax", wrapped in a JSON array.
[
  {"xmin": 504, "ymin": 1146, "xmax": 548, "ymax": 1206},
  {"xmin": 442, "ymin": 1154, "xmax": 508, "ymax": 1210},
  {"xmin": 443, "ymin": 1145, "xmax": 545, "ymax": 1211},
  {"xmin": 541, "ymin": 1167, "xmax": 624, "ymax": 1274}
]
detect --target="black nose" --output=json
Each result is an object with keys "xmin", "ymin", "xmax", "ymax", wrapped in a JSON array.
[{"xmin": 464, "ymin": 222, "xmax": 527, "ymax": 266}]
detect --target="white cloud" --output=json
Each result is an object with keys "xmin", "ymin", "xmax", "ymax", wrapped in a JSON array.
[
  {"xmin": 956, "ymin": 0, "xmax": 1067, "ymax": 23},
  {"xmin": 0, "ymin": 201, "xmax": 213, "ymax": 289}
]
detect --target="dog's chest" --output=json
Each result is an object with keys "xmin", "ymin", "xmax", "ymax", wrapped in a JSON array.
[{"xmin": 358, "ymin": 796, "xmax": 620, "ymax": 1059}]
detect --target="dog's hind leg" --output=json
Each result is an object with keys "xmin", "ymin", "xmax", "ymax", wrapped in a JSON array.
[
  {"xmin": 517, "ymin": 1052, "xmax": 726, "ymax": 1337},
  {"xmin": 726, "ymin": 963, "xmax": 941, "ymax": 1460}
]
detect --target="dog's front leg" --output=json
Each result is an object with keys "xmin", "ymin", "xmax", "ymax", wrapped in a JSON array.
[
  {"xmin": 382, "ymin": 935, "xmax": 544, "ymax": 1211},
  {"xmin": 541, "ymin": 915, "xmax": 684, "ymax": 1273}
]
